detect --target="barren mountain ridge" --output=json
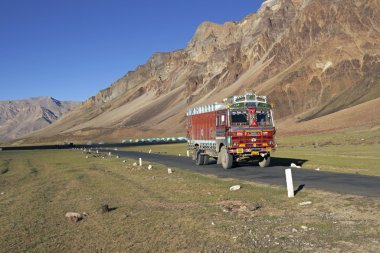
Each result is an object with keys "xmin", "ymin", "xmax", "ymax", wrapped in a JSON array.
[
  {"xmin": 25, "ymin": 0, "xmax": 380, "ymax": 143},
  {"xmin": 0, "ymin": 97, "xmax": 79, "ymax": 142}
]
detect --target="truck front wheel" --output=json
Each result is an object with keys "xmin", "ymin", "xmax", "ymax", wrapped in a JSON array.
[
  {"xmin": 203, "ymin": 154, "xmax": 209, "ymax": 165},
  {"xmin": 259, "ymin": 157, "xmax": 271, "ymax": 168},
  {"xmin": 220, "ymin": 146, "xmax": 233, "ymax": 169},
  {"xmin": 195, "ymin": 150, "xmax": 205, "ymax": 166}
]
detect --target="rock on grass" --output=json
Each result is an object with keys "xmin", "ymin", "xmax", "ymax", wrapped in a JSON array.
[
  {"xmin": 98, "ymin": 204, "xmax": 110, "ymax": 214},
  {"xmin": 65, "ymin": 212, "xmax": 84, "ymax": 223},
  {"xmin": 229, "ymin": 185, "xmax": 241, "ymax": 191}
]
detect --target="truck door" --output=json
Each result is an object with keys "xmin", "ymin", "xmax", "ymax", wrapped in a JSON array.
[{"xmin": 216, "ymin": 110, "xmax": 227, "ymax": 150}]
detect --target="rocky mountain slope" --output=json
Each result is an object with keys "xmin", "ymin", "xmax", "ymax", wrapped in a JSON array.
[
  {"xmin": 0, "ymin": 97, "xmax": 80, "ymax": 142},
  {"xmin": 25, "ymin": 0, "xmax": 380, "ymax": 143}
]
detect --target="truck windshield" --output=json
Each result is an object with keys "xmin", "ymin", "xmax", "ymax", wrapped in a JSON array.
[
  {"xmin": 256, "ymin": 109, "xmax": 273, "ymax": 126},
  {"xmin": 231, "ymin": 110, "xmax": 248, "ymax": 125},
  {"xmin": 231, "ymin": 109, "xmax": 273, "ymax": 127}
]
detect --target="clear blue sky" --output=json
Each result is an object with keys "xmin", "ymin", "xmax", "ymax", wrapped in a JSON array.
[{"xmin": 0, "ymin": 0, "xmax": 264, "ymax": 101}]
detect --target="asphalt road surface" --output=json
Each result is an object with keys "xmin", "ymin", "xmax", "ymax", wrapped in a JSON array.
[{"xmin": 107, "ymin": 150, "xmax": 380, "ymax": 197}]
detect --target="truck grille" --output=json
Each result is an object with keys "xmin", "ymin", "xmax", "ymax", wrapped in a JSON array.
[{"xmin": 231, "ymin": 135, "xmax": 274, "ymax": 148}]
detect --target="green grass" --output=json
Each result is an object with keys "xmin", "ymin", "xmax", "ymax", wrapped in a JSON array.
[
  {"xmin": 274, "ymin": 145, "xmax": 380, "ymax": 176},
  {"xmin": 1, "ymin": 150, "xmax": 380, "ymax": 252},
  {"xmin": 278, "ymin": 128, "xmax": 380, "ymax": 146},
  {"xmin": 120, "ymin": 128, "xmax": 380, "ymax": 176},
  {"xmin": 275, "ymin": 129, "xmax": 380, "ymax": 176}
]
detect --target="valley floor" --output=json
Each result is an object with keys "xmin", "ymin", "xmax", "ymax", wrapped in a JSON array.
[{"xmin": 0, "ymin": 149, "xmax": 379, "ymax": 252}]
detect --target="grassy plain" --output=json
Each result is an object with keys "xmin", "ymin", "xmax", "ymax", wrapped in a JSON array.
[
  {"xmin": 121, "ymin": 128, "xmax": 380, "ymax": 176},
  {"xmin": 275, "ymin": 129, "xmax": 380, "ymax": 176},
  {"xmin": 0, "ymin": 149, "xmax": 379, "ymax": 252}
]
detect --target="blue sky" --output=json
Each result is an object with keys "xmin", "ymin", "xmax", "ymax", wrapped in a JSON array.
[{"xmin": 0, "ymin": 0, "xmax": 264, "ymax": 101}]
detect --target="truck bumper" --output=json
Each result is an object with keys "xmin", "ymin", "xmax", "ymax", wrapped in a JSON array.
[{"xmin": 228, "ymin": 147, "xmax": 274, "ymax": 155}]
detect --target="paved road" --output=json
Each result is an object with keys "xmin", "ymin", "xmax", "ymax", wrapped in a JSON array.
[{"xmin": 107, "ymin": 150, "xmax": 380, "ymax": 197}]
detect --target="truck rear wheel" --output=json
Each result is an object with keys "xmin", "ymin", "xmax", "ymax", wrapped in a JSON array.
[
  {"xmin": 192, "ymin": 148, "xmax": 198, "ymax": 160},
  {"xmin": 195, "ymin": 150, "xmax": 205, "ymax": 166},
  {"xmin": 259, "ymin": 157, "xmax": 271, "ymax": 168},
  {"xmin": 220, "ymin": 146, "xmax": 233, "ymax": 169}
]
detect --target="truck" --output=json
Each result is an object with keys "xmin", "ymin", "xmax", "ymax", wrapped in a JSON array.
[{"xmin": 186, "ymin": 92, "xmax": 276, "ymax": 169}]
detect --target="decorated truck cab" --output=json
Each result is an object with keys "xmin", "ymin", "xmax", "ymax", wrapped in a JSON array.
[{"xmin": 186, "ymin": 92, "xmax": 276, "ymax": 169}]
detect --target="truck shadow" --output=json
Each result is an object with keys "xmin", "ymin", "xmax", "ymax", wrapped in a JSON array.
[
  {"xmin": 270, "ymin": 157, "xmax": 308, "ymax": 167},
  {"xmin": 232, "ymin": 157, "xmax": 308, "ymax": 168},
  {"xmin": 206, "ymin": 157, "xmax": 308, "ymax": 168}
]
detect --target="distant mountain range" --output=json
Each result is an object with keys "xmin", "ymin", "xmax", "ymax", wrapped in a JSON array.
[
  {"xmin": 0, "ymin": 97, "xmax": 80, "ymax": 142},
  {"xmin": 18, "ymin": 0, "xmax": 380, "ymax": 143}
]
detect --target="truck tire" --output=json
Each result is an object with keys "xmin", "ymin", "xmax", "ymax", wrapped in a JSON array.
[
  {"xmin": 220, "ymin": 146, "xmax": 233, "ymax": 169},
  {"xmin": 259, "ymin": 157, "xmax": 271, "ymax": 168},
  {"xmin": 195, "ymin": 150, "xmax": 205, "ymax": 166},
  {"xmin": 203, "ymin": 154, "xmax": 209, "ymax": 165}
]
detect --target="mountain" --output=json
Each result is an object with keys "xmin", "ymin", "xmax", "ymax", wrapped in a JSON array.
[
  {"xmin": 24, "ymin": 0, "xmax": 380, "ymax": 143},
  {"xmin": 0, "ymin": 97, "xmax": 80, "ymax": 142}
]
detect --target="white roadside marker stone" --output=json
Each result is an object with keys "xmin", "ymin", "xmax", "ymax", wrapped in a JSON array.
[
  {"xmin": 290, "ymin": 163, "xmax": 301, "ymax": 168},
  {"xmin": 229, "ymin": 185, "xmax": 241, "ymax": 191},
  {"xmin": 285, "ymin": 169, "xmax": 294, "ymax": 198}
]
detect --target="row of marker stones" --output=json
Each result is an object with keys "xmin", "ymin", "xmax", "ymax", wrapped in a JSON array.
[
  {"xmin": 82, "ymin": 149, "xmax": 174, "ymax": 173},
  {"xmin": 79, "ymin": 148, "xmax": 308, "ymax": 199}
]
